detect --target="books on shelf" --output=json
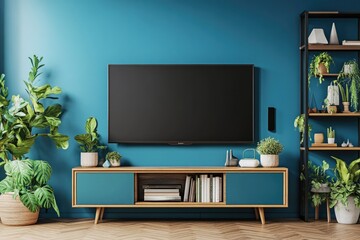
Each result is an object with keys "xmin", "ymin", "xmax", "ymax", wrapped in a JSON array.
[
  {"xmin": 143, "ymin": 184, "xmax": 182, "ymax": 202},
  {"xmin": 342, "ymin": 40, "xmax": 360, "ymax": 45},
  {"xmin": 183, "ymin": 174, "xmax": 223, "ymax": 203}
]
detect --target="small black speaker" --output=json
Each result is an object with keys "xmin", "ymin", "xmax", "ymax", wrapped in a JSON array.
[{"xmin": 268, "ymin": 107, "xmax": 276, "ymax": 132}]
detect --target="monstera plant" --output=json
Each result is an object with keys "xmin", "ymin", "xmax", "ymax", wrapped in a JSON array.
[{"xmin": 0, "ymin": 55, "xmax": 69, "ymax": 225}]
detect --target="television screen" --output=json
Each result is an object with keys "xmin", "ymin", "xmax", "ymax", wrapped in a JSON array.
[{"xmin": 108, "ymin": 64, "xmax": 254, "ymax": 144}]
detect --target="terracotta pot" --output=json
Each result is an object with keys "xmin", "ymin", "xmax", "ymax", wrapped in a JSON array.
[
  {"xmin": 327, "ymin": 105, "xmax": 337, "ymax": 114},
  {"xmin": 318, "ymin": 62, "xmax": 328, "ymax": 75},
  {"xmin": 0, "ymin": 192, "xmax": 39, "ymax": 226},
  {"xmin": 342, "ymin": 102, "xmax": 350, "ymax": 113},
  {"xmin": 314, "ymin": 133, "xmax": 324, "ymax": 143}
]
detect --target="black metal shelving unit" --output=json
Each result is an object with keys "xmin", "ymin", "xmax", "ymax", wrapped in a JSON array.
[{"xmin": 299, "ymin": 11, "xmax": 360, "ymax": 221}]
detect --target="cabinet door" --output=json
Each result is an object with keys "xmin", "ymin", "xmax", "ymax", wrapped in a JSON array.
[
  {"xmin": 226, "ymin": 172, "xmax": 284, "ymax": 205},
  {"xmin": 75, "ymin": 172, "xmax": 134, "ymax": 205}
]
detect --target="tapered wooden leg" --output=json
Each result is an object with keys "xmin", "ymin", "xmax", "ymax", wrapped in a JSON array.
[
  {"xmin": 254, "ymin": 208, "xmax": 259, "ymax": 220},
  {"xmin": 95, "ymin": 207, "xmax": 101, "ymax": 224},
  {"xmin": 315, "ymin": 205, "xmax": 319, "ymax": 220},
  {"xmin": 326, "ymin": 197, "xmax": 331, "ymax": 223},
  {"xmin": 258, "ymin": 207, "xmax": 265, "ymax": 225},
  {"xmin": 100, "ymin": 207, "xmax": 105, "ymax": 222}
]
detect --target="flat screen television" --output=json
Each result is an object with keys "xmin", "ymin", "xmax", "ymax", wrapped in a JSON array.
[{"xmin": 108, "ymin": 64, "xmax": 254, "ymax": 144}]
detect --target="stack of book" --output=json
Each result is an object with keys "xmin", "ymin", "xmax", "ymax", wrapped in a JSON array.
[
  {"xmin": 143, "ymin": 184, "xmax": 181, "ymax": 202},
  {"xmin": 183, "ymin": 174, "xmax": 223, "ymax": 203}
]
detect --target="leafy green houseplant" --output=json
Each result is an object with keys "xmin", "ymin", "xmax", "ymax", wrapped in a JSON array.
[
  {"xmin": 308, "ymin": 160, "xmax": 331, "ymax": 207},
  {"xmin": 308, "ymin": 52, "xmax": 334, "ymax": 84},
  {"xmin": 294, "ymin": 114, "xmax": 312, "ymax": 144},
  {"xmin": 256, "ymin": 137, "xmax": 283, "ymax": 167},
  {"xmin": 0, "ymin": 56, "xmax": 69, "ymax": 165},
  {"xmin": 74, "ymin": 117, "xmax": 106, "ymax": 167},
  {"xmin": 106, "ymin": 151, "xmax": 121, "ymax": 167},
  {"xmin": 0, "ymin": 56, "xmax": 68, "ymax": 225},
  {"xmin": 337, "ymin": 82, "xmax": 350, "ymax": 113},
  {"xmin": 330, "ymin": 156, "xmax": 360, "ymax": 224},
  {"xmin": 0, "ymin": 160, "xmax": 59, "ymax": 225},
  {"xmin": 337, "ymin": 60, "xmax": 360, "ymax": 112}
]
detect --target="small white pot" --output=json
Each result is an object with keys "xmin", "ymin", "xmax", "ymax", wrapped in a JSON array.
[
  {"xmin": 80, "ymin": 152, "xmax": 98, "ymax": 167},
  {"xmin": 109, "ymin": 158, "xmax": 121, "ymax": 167},
  {"xmin": 334, "ymin": 196, "xmax": 360, "ymax": 224},
  {"xmin": 260, "ymin": 155, "xmax": 279, "ymax": 167},
  {"xmin": 328, "ymin": 138, "xmax": 335, "ymax": 144}
]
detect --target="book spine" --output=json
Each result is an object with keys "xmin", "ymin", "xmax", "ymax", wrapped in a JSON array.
[
  {"xmin": 219, "ymin": 177, "xmax": 223, "ymax": 202},
  {"xmin": 183, "ymin": 175, "xmax": 191, "ymax": 202}
]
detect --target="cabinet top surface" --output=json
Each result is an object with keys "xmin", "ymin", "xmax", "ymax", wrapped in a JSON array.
[{"xmin": 72, "ymin": 166, "xmax": 288, "ymax": 172}]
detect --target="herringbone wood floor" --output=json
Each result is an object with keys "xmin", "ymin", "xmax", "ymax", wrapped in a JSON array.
[{"xmin": 0, "ymin": 219, "xmax": 359, "ymax": 240}]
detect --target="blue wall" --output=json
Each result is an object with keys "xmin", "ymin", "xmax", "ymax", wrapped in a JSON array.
[{"xmin": 2, "ymin": 0, "xmax": 360, "ymax": 219}]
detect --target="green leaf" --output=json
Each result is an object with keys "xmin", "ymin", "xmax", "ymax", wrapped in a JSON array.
[
  {"xmin": 0, "ymin": 176, "xmax": 14, "ymax": 193},
  {"xmin": 34, "ymin": 185, "xmax": 55, "ymax": 211},
  {"xmin": 30, "ymin": 115, "xmax": 48, "ymax": 128},
  {"xmin": 4, "ymin": 160, "xmax": 33, "ymax": 186},
  {"xmin": 85, "ymin": 117, "xmax": 97, "ymax": 134},
  {"xmin": 44, "ymin": 104, "xmax": 62, "ymax": 118},
  {"xmin": 33, "ymin": 160, "xmax": 51, "ymax": 185},
  {"xmin": 20, "ymin": 191, "xmax": 39, "ymax": 213},
  {"xmin": 48, "ymin": 134, "xmax": 69, "ymax": 150},
  {"xmin": 31, "ymin": 98, "xmax": 44, "ymax": 113},
  {"xmin": 45, "ymin": 116, "xmax": 61, "ymax": 127}
]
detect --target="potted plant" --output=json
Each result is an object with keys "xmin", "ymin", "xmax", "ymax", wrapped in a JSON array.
[
  {"xmin": 308, "ymin": 52, "xmax": 334, "ymax": 84},
  {"xmin": 0, "ymin": 56, "xmax": 69, "ymax": 226},
  {"xmin": 294, "ymin": 114, "xmax": 312, "ymax": 144},
  {"xmin": 106, "ymin": 151, "xmax": 122, "ymax": 167},
  {"xmin": 327, "ymin": 127, "xmax": 335, "ymax": 144},
  {"xmin": 256, "ymin": 137, "xmax": 283, "ymax": 167},
  {"xmin": 337, "ymin": 60, "xmax": 360, "ymax": 112},
  {"xmin": 74, "ymin": 117, "xmax": 107, "ymax": 167},
  {"xmin": 0, "ymin": 160, "xmax": 59, "ymax": 225},
  {"xmin": 337, "ymin": 82, "xmax": 350, "ymax": 113},
  {"xmin": 308, "ymin": 160, "xmax": 331, "ymax": 207},
  {"xmin": 330, "ymin": 156, "xmax": 360, "ymax": 224}
]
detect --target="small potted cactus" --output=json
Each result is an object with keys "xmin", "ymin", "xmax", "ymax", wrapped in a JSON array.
[
  {"xmin": 106, "ymin": 151, "xmax": 122, "ymax": 167},
  {"xmin": 327, "ymin": 127, "xmax": 335, "ymax": 144}
]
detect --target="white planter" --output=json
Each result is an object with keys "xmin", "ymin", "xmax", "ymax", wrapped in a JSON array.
[
  {"xmin": 109, "ymin": 158, "xmax": 121, "ymax": 167},
  {"xmin": 80, "ymin": 152, "xmax": 98, "ymax": 167},
  {"xmin": 328, "ymin": 138, "xmax": 335, "ymax": 144},
  {"xmin": 334, "ymin": 196, "xmax": 360, "ymax": 224},
  {"xmin": 260, "ymin": 155, "xmax": 279, "ymax": 167},
  {"xmin": 344, "ymin": 64, "xmax": 356, "ymax": 75}
]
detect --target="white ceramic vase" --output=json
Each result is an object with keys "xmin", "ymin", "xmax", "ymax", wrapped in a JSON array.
[
  {"xmin": 80, "ymin": 152, "xmax": 98, "ymax": 167},
  {"xmin": 328, "ymin": 138, "xmax": 335, "ymax": 144},
  {"xmin": 260, "ymin": 155, "xmax": 279, "ymax": 167},
  {"xmin": 109, "ymin": 158, "xmax": 121, "ymax": 167},
  {"xmin": 334, "ymin": 196, "xmax": 360, "ymax": 224}
]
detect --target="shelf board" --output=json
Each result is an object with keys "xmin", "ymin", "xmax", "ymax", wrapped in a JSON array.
[
  {"xmin": 309, "ymin": 112, "xmax": 360, "ymax": 117},
  {"xmin": 303, "ymin": 12, "xmax": 360, "ymax": 19},
  {"xmin": 300, "ymin": 44, "xmax": 360, "ymax": 51},
  {"xmin": 301, "ymin": 147, "xmax": 360, "ymax": 151},
  {"xmin": 318, "ymin": 73, "xmax": 339, "ymax": 77}
]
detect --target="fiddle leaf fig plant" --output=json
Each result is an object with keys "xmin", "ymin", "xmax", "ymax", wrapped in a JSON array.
[
  {"xmin": 0, "ymin": 55, "xmax": 69, "ymax": 165},
  {"xmin": 74, "ymin": 117, "xmax": 107, "ymax": 152}
]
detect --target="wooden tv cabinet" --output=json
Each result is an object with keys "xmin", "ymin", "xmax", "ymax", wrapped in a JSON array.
[{"xmin": 72, "ymin": 167, "xmax": 288, "ymax": 224}]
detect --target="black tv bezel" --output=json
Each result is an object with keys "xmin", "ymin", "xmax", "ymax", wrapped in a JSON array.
[{"xmin": 108, "ymin": 64, "xmax": 255, "ymax": 145}]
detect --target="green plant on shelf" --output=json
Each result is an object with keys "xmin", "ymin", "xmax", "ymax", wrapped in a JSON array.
[
  {"xmin": 336, "ymin": 82, "xmax": 349, "ymax": 103},
  {"xmin": 294, "ymin": 114, "xmax": 312, "ymax": 144},
  {"xmin": 308, "ymin": 52, "xmax": 334, "ymax": 84},
  {"xmin": 327, "ymin": 127, "xmax": 335, "ymax": 139},
  {"xmin": 256, "ymin": 137, "xmax": 283, "ymax": 155},
  {"xmin": 74, "ymin": 117, "xmax": 107, "ymax": 152},
  {"xmin": 337, "ymin": 60, "xmax": 360, "ymax": 111}
]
